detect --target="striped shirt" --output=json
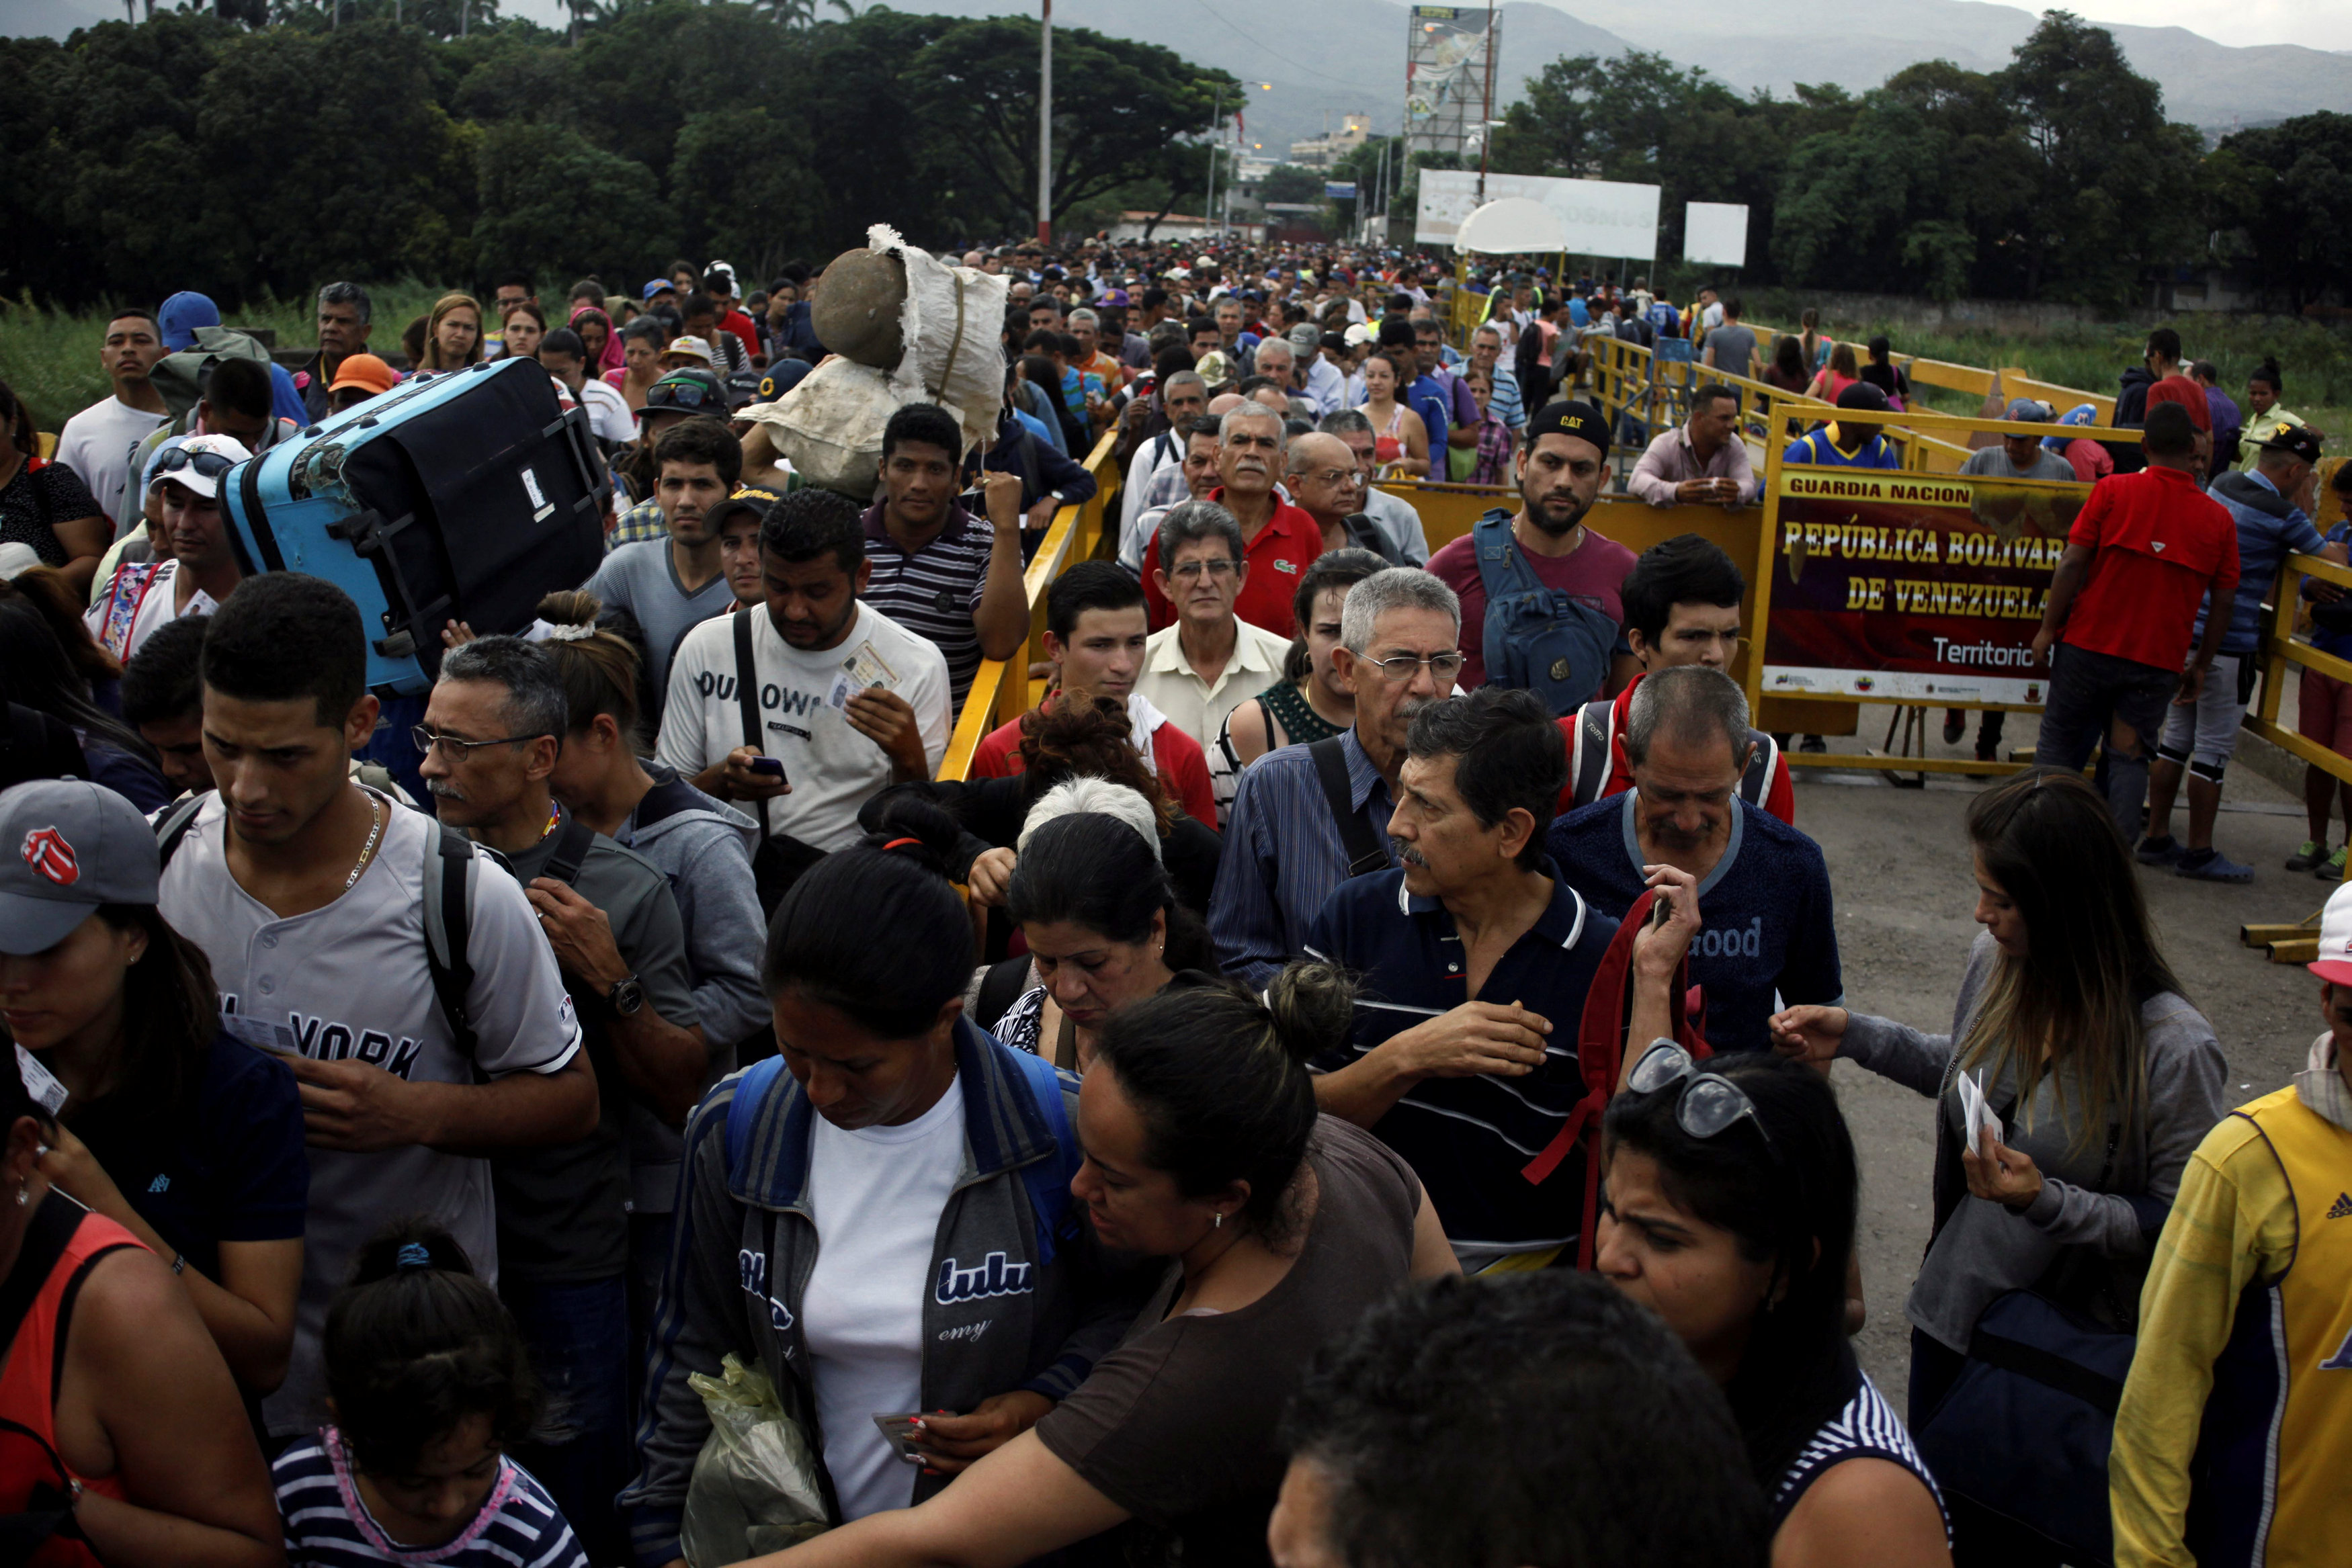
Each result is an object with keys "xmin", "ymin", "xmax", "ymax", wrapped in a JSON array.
[
  {"xmin": 1771, "ymin": 1374, "xmax": 1947, "ymax": 1536},
  {"xmin": 273, "ymin": 1428, "xmax": 588, "ymax": 1567},
  {"xmin": 1303, "ymin": 862, "xmax": 1612, "ymax": 1268},
  {"xmin": 857, "ymin": 500, "xmax": 1002, "ymax": 713}
]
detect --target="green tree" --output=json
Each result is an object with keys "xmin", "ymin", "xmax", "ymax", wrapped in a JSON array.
[
  {"xmin": 1257, "ymin": 163, "xmax": 1325, "ymax": 205},
  {"xmin": 1994, "ymin": 11, "xmax": 2204, "ymax": 302},
  {"xmin": 2210, "ymin": 112, "xmax": 2352, "ymax": 310},
  {"xmin": 471, "ymin": 120, "xmax": 674, "ymax": 287},
  {"xmin": 909, "ymin": 18, "xmax": 1235, "ymax": 235},
  {"xmin": 670, "ymin": 105, "xmax": 827, "ymax": 280}
]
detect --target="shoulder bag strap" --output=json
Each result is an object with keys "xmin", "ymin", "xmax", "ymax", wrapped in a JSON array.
[
  {"xmin": 1570, "ymin": 698, "xmax": 1613, "ymax": 808},
  {"xmin": 153, "ymin": 794, "xmax": 208, "ymax": 866},
  {"xmin": 541, "ymin": 818, "xmax": 596, "ymax": 889},
  {"xmin": 421, "ymin": 820, "xmax": 479, "ymax": 1060},
  {"xmin": 1308, "ymin": 737, "xmax": 1388, "ymax": 877},
  {"xmin": 732, "ymin": 609, "xmax": 771, "ymax": 841}
]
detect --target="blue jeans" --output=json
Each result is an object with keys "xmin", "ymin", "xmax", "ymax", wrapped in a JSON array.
[{"xmin": 501, "ymin": 1274, "xmax": 632, "ymax": 1566}]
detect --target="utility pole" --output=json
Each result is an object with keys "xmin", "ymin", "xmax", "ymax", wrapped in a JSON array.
[
  {"xmin": 1038, "ymin": 0, "xmax": 1054, "ymax": 247},
  {"xmin": 1203, "ymin": 83, "xmax": 1224, "ymax": 248},
  {"xmin": 1477, "ymin": 0, "xmax": 1496, "ymax": 201}
]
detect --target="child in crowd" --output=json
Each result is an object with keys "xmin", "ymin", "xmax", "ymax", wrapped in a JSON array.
[{"xmin": 271, "ymin": 1223, "xmax": 588, "ymax": 1567}]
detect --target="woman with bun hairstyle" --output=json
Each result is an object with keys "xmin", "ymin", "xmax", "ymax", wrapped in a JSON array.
[
  {"xmin": 743, "ymin": 966, "xmax": 1458, "ymax": 1568},
  {"xmin": 622, "ymin": 800, "xmax": 1146, "ymax": 1567},
  {"xmin": 271, "ymin": 1221, "xmax": 588, "ymax": 1566},
  {"xmin": 2234, "ymin": 357, "xmax": 2307, "ymax": 471},
  {"xmin": 982, "ymin": 783, "xmax": 1216, "ymax": 1068}
]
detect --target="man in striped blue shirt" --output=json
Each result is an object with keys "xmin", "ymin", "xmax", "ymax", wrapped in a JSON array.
[
  {"xmin": 1469, "ymin": 322, "xmax": 1526, "ymax": 434},
  {"xmin": 855, "ymin": 403, "xmax": 1032, "ymax": 714},
  {"xmin": 1304, "ymin": 687, "xmax": 1627, "ymax": 1272}
]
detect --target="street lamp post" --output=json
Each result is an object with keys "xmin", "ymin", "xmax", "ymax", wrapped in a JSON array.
[{"xmin": 1038, "ymin": 0, "xmax": 1053, "ymax": 246}]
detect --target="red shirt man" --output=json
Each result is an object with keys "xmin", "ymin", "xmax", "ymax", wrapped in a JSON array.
[
  {"xmin": 1140, "ymin": 406, "xmax": 1323, "ymax": 636},
  {"xmin": 2053, "ymin": 461, "xmax": 2238, "ymax": 672}
]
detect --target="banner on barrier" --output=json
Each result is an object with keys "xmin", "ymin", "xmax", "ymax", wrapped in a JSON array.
[{"xmin": 1759, "ymin": 470, "xmax": 2087, "ymax": 705}]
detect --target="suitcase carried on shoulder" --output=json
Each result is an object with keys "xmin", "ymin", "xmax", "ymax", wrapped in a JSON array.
[{"xmin": 220, "ymin": 356, "xmax": 607, "ymax": 695}]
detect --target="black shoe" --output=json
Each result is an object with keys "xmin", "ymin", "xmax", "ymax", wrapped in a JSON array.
[
  {"xmin": 1800, "ymin": 734, "xmax": 1828, "ymax": 753},
  {"xmin": 1943, "ymin": 711, "xmax": 1966, "ymax": 745}
]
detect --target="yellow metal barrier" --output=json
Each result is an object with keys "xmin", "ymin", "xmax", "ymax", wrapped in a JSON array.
[
  {"xmin": 937, "ymin": 429, "xmax": 1124, "ymax": 782},
  {"xmin": 2238, "ymin": 549, "xmax": 2352, "ymax": 957}
]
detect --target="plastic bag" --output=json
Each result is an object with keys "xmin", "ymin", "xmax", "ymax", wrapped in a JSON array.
[{"xmin": 679, "ymin": 1354, "xmax": 830, "ymax": 1567}]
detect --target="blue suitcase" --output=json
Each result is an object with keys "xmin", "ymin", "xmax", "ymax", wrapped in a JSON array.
[{"xmin": 220, "ymin": 357, "xmax": 607, "ymax": 695}]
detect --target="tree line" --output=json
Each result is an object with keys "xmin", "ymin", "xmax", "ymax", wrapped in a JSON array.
[
  {"xmin": 2, "ymin": 5, "xmax": 2344, "ymax": 314},
  {"xmin": 0, "ymin": 1, "xmax": 1232, "ymax": 312}
]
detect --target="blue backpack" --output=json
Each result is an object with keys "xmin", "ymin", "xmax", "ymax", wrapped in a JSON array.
[
  {"xmin": 1470, "ymin": 508, "xmax": 1620, "ymax": 717},
  {"xmin": 723, "ymin": 1038, "xmax": 1082, "ymax": 1265}
]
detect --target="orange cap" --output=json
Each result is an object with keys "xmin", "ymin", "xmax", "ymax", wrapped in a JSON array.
[{"xmin": 327, "ymin": 353, "xmax": 399, "ymax": 395}]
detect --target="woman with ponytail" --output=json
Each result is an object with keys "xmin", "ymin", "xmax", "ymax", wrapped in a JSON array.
[
  {"xmin": 271, "ymin": 1219, "xmax": 587, "ymax": 1566},
  {"xmin": 743, "ymin": 965, "xmax": 1458, "ymax": 1568},
  {"xmin": 2235, "ymin": 357, "xmax": 2307, "ymax": 471},
  {"xmin": 624, "ymin": 799, "xmax": 1147, "ymax": 1566}
]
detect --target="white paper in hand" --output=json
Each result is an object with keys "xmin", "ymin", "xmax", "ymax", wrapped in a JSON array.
[
  {"xmin": 1960, "ymin": 1069, "xmax": 2003, "ymax": 1152},
  {"xmin": 14, "ymin": 1044, "xmax": 67, "ymax": 1117}
]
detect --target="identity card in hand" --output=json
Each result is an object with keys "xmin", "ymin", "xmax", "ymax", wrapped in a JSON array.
[
  {"xmin": 1959, "ymin": 1069, "xmax": 2003, "ymax": 1151},
  {"xmin": 827, "ymin": 642, "xmax": 900, "ymax": 711}
]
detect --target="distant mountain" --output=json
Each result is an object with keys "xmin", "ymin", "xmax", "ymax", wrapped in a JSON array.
[
  {"xmin": 894, "ymin": 0, "xmax": 1636, "ymax": 155},
  {"xmin": 1529, "ymin": 1, "xmax": 2344, "ymax": 134},
  {"xmin": 11, "ymin": 0, "xmax": 2332, "ymax": 145}
]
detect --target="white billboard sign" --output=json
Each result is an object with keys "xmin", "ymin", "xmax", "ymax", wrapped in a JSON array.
[
  {"xmin": 1683, "ymin": 202, "xmax": 1750, "ymax": 268},
  {"xmin": 1415, "ymin": 169, "xmax": 1660, "ymax": 260}
]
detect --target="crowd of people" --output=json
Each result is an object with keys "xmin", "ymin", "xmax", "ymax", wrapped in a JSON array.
[{"xmin": 0, "ymin": 233, "xmax": 2345, "ymax": 1568}]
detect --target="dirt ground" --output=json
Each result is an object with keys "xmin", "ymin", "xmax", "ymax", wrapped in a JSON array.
[{"xmin": 1794, "ymin": 751, "xmax": 2327, "ymax": 1401}]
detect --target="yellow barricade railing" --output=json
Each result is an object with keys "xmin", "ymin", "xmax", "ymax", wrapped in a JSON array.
[
  {"xmin": 2240, "ymin": 551, "xmax": 2352, "ymax": 955},
  {"xmin": 937, "ymin": 428, "xmax": 1124, "ymax": 782}
]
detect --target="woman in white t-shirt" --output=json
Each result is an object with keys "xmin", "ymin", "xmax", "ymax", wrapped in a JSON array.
[{"xmin": 623, "ymin": 801, "xmax": 1136, "ymax": 1563}]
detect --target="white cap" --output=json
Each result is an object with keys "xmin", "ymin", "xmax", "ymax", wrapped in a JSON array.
[
  {"xmin": 1343, "ymin": 322, "xmax": 1375, "ymax": 347},
  {"xmin": 661, "ymin": 336, "xmax": 716, "ymax": 367},
  {"xmin": 149, "ymin": 432, "xmax": 254, "ymax": 501},
  {"xmin": 2310, "ymin": 879, "xmax": 2352, "ymax": 985}
]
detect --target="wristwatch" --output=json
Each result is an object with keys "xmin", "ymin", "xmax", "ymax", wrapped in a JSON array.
[{"xmin": 607, "ymin": 975, "xmax": 646, "ymax": 1017}]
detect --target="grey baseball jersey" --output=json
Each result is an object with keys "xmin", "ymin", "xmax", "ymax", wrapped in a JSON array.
[{"xmin": 155, "ymin": 789, "xmax": 583, "ymax": 1435}]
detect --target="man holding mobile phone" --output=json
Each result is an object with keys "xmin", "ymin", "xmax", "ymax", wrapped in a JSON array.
[{"xmin": 1627, "ymin": 384, "xmax": 1756, "ymax": 510}]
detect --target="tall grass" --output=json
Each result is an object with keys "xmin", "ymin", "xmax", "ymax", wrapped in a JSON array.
[
  {"xmin": 2, "ymin": 281, "xmax": 466, "ymax": 435},
  {"xmin": 1751, "ymin": 308, "xmax": 2352, "ymax": 439}
]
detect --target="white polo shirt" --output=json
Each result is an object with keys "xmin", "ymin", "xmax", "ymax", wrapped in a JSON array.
[
  {"xmin": 656, "ymin": 602, "xmax": 950, "ymax": 853},
  {"xmin": 156, "ymin": 790, "xmax": 582, "ymax": 1434},
  {"xmin": 1134, "ymin": 615, "xmax": 1294, "ymax": 758}
]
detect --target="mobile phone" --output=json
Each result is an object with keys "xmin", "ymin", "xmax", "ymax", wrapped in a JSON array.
[
  {"xmin": 1649, "ymin": 894, "xmax": 1673, "ymax": 930},
  {"xmin": 749, "ymin": 755, "xmax": 787, "ymax": 781}
]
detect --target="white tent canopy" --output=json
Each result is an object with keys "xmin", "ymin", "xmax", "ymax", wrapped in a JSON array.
[{"xmin": 1452, "ymin": 196, "xmax": 1568, "ymax": 256}]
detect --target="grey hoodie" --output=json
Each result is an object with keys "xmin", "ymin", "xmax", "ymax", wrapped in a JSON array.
[{"xmin": 613, "ymin": 766, "xmax": 769, "ymax": 1213}]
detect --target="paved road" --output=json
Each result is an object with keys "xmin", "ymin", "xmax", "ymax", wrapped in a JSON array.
[{"xmin": 1793, "ymin": 759, "xmax": 2326, "ymax": 1400}]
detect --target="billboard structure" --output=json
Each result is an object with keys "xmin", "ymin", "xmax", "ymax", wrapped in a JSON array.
[
  {"xmin": 1415, "ymin": 169, "xmax": 1661, "ymax": 260},
  {"xmin": 1404, "ymin": 6, "xmax": 1495, "ymax": 163}
]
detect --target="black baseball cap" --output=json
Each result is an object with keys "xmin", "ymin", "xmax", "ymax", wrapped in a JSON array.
[
  {"xmin": 706, "ymin": 485, "xmax": 782, "ymax": 533},
  {"xmin": 1527, "ymin": 400, "xmax": 1611, "ymax": 456},
  {"xmin": 2259, "ymin": 425, "xmax": 2322, "ymax": 465}
]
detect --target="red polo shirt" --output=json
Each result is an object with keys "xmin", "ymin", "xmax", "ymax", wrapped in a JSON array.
[
  {"xmin": 1141, "ymin": 486, "xmax": 1324, "ymax": 636},
  {"xmin": 2060, "ymin": 464, "xmax": 2238, "ymax": 672}
]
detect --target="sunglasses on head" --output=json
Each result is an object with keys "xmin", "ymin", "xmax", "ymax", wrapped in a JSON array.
[
  {"xmin": 153, "ymin": 447, "xmax": 238, "ymax": 480},
  {"xmin": 645, "ymin": 378, "xmax": 722, "ymax": 410},
  {"xmin": 1626, "ymin": 1040, "xmax": 1774, "ymax": 1151}
]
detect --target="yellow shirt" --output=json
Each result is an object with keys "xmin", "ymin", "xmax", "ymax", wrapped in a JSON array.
[{"xmin": 2110, "ymin": 1081, "xmax": 2352, "ymax": 1567}]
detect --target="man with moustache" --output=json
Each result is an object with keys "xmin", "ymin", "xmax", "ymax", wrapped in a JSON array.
[
  {"xmin": 1546, "ymin": 665, "xmax": 1842, "ymax": 1056},
  {"xmin": 1427, "ymin": 402, "xmax": 1638, "ymax": 712},
  {"xmin": 1210, "ymin": 568, "xmax": 1461, "ymax": 988},
  {"xmin": 1138, "ymin": 403, "xmax": 1324, "ymax": 636}
]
